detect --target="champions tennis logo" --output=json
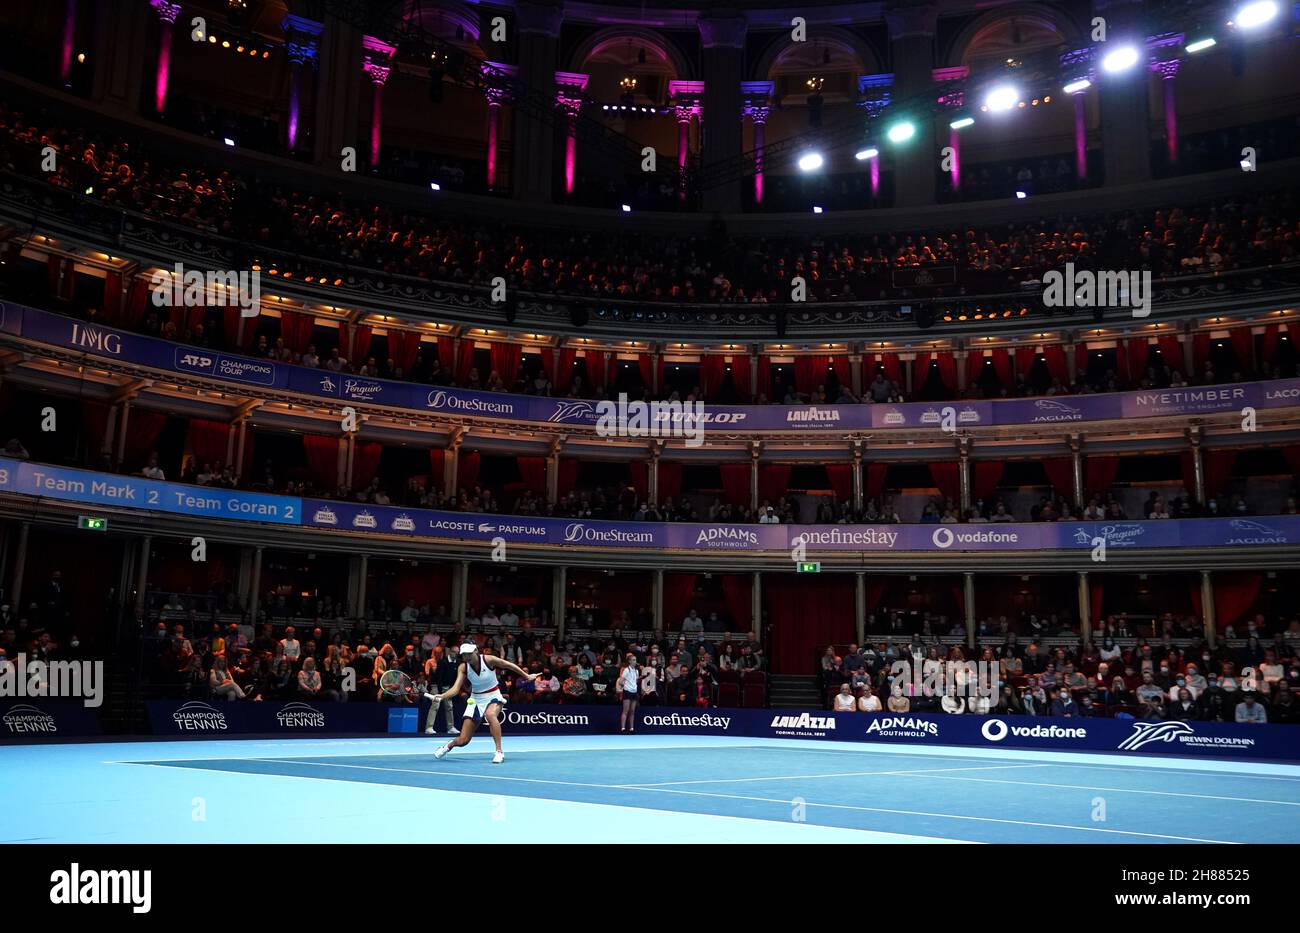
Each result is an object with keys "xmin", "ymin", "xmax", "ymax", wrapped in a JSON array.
[
  {"xmin": 769, "ymin": 712, "xmax": 836, "ymax": 736},
  {"xmin": 1116, "ymin": 720, "xmax": 1256, "ymax": 753},
  {"xmin": 0, "ymin": 654, "xmax": 104, "ymax": 708},
  {"xmin": 2, "ymin": 703, "xmax": 58, "ymax": 733},
  {"xmin": 171, "ymin": 701, "xmax": 228, "ymax": 731},
  {"xmin": 50, "ymin": 864, "xmax": 151, "ymax": 913},
  {"xmin": 275, "ymin": 702, "xmax": 326, "ymax": 729}
]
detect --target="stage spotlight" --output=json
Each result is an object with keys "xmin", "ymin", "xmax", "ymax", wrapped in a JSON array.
[
  {"xmin": 949, "ymin": 116, "xmax": 975, "ymax": 130},
  {"xmin": 984, "ymin": 85, "xmax": 1019, "ymax": 111},
  {"xmin": 797, "ymin": 152, "xmax": 824, "ymax": 172},
  {"xmin": 429, "ymin": 182, "xmax": 442, "ymax": 191},
  {"xmin": 812, "ymin": 206, "xmax": 824, "ymax": 214},
  {"xmin": 223, "ymin": 137, "xmax": 236, "ymax": 147},
  {"xmin": 1185, "ymin": 37, "xmax": 1217, "ymax": 53},
  {"xmin": 1015, "ymin": 190, "xmax": 1028, "ymax": 199},
  {"xmin": 854, "ymin": 147, "xmax": 879, "ymax": 160},
  {"xmin": 1101, "ymin": 46, "xmax": 1140, "ymax": 73},
  {"xmin": 621, "ymin": 204, "xmax": 631, "ymax": 213},
  {"xmin": 1062, "ymin": 78, "xmax": 1091, "ymax": 94},
  {"xmin": 1233, "ymin": 1, "xmax": 1278, "ymax": 29},
  {"xmin": 886, "ymin": 121, "xmax": 915, "ymax": 143}
]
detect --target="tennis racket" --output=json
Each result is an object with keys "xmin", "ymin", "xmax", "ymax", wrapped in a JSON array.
[{"xmin": 380, "ymin": 669, "xmax": 442, "ymax": 701}]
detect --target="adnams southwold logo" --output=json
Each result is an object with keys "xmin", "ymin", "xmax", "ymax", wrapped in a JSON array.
[
  {"xmin": 276, "ymin": 702, "xmax": 326, "ymax": 728},
  {"xmin": 1116, "ymin": 720, "xmax": 1255, "ymax": 753},
  {"xmin": 770, "ymin": 712, "xmax": 837, "ymax": 736},
  {"xmin": 865, "ymin": 716, "xmax": 939, "ymax": 738},
  {"xmin": 694, "ymin": 526, "xmax": 759, "ymax": 548},
  {"xmin": 980, "ymin": 719, "xmax": 1088, "ymax": 742},
  {"xmin": 171, "ymin": 700, "xmax": 228, "ymax": 731}
]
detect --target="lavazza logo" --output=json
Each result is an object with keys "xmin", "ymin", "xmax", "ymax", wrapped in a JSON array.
[
  {"xmin": 786, "ymin": 406, "xmax": 840, "ymax": 425},
  {"xmin": 770, "ymin": 712, "xmax": 836, "ymax": 736},
  {"xmin": 171, "ymin": 700, "xmax": 228, "ymax": 731},
  {"xmin": 1117, "ymin": 720, "xmax": 1255, "ymax": 753},
  {"xmin": 276, "ymin": 702, "xmax": 326, "ymax": 729}
]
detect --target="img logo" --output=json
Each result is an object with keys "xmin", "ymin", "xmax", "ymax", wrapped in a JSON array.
[{"xmin": 1042, "ymin": 262, "xmax": 1151, "ymax": 318}]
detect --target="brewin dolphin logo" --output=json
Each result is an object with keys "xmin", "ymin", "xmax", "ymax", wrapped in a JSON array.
[{"xmin": 548, "ymin": 401, "xmax": 596, "ymax": 423}]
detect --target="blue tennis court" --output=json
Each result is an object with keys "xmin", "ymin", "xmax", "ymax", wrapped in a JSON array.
[{"xmin": 4, "ymin": 735, "xmax": 1298, "ymax": 844}]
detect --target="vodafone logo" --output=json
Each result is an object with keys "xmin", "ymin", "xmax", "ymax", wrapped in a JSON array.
[
  {"xmin": 981, "ymin": 719, "xmax": 1009, "ymax": 741},
  {"xmin": 932, "ymin": 527, "xmax": 955, "ymax": 549}
]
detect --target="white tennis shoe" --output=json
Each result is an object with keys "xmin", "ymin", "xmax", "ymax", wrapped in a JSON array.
[
  {"xmin": 492, "ymin": 751, "xmax": 505, "ymax": 764},
  {"xmin": 434, "ymin": 743, "xmax": 452, "ymax": 759}
]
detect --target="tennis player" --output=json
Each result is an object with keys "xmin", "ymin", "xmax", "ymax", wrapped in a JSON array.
[{"xmin": 428, "ymin": 642, "xmax": 540, "ymax": 764}]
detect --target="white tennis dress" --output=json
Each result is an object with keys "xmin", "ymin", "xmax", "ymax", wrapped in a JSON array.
[{"xmin": 463, "ymin": 656, "xmax": 505, "ymax": 720}]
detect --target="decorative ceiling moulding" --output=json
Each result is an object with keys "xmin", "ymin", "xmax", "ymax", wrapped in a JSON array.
[
  {"xmin": 943, "ymin": 2, "xmax": 1083, "ymax": 68},
  {"xmin": 514, "ymin": 0, "xmax": 566, "ymax": 37},
  {"xmin": 568, "ymin": 26, "xmax": 694, "ymax": 78},
  {"xmin": 551, "ymin": 1, "xmax": 886, "ymax": 29}
]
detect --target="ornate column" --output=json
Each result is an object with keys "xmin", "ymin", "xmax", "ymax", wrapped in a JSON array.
[
  {"xmin": 855, "ymin": 572, "xmax": 867, "ymax": 645},
  {"xmin": 698, "ymin": 11, "xmax": 747, "ymax": 212},
  {"xmin": 1077, "ymin": 571, "xmax": 1092, "ymax": 644},
  {"xmin": 1094, "ymin": 0, "xmax": 1154, "ymax": 186},
  {"xmin": 1187, "ymin": 426, "xmax": 1205, "ymax": 503},
  {"xmin": 1200, "ymin": 571, "xmax": 1216, "ymax": 648},
  {"xmin": 963, "ymin": 571, "xmax": 976, "ymax": 651},
  {"xmin": 555, "ymin": 72, "xmax": 588, "ymax": 197},
  {"xmin": 362, "ymin": 37, "xmax": 396, "ymax": 171},
  {"xmin": 1070, "ymin": 434, "xmax": 1085, "ymax": 504},
  {"xmin": 282, "ymin": 15, "xmax": 323, "ymax": 154},
  {"xmin": 883, "ymin": 2, "xmax": 938, "ymax": 207},
  {"xmin": 553, "ymin": 565, "xmax": 567, "ymax": 637},
  {"xmin": 669, "ymin": 81, "xmax": 703, "ymax": 203},
  {"xmin": 957, "ymin": 438, "xmax": 971, "ymax": 514},
  {"xmin": 934, "ymin": 67, "xmax": 967, "ymax": 193},
  {"xmin": 857, "ymin": 75, "xmax": 893, "ymax": 198},
  {"xmin": 1061, "ymin": 48, "xmax": 1095, "ymax": 182},
  {"xmin": 481, "ymin": 62, "xmax": 517, "ymax": 191},
  {"xmin": 748, "ymin": 442, "xmax": 760, "ymax": 513},
  {"xmin": 851, "ymin": 440, "xmax": 864, "ymax": 511},
  {"xmin": 149, "ymin": 0, "xmax": 182, "ymax": 115},
  {"xmin": 741, "ymin": 81, "xmax": 772, "ymax": 206},
  {"xmin": 1150, "ymin": 57, "xmax": 1182, "ymax": 166},
  {"xmin": 60, "ymin": 0, "xmax": 78, "ymax": 87},
  {"xmin": 512, "ymin": 1, "xmax": 563, "ymax": 203}
]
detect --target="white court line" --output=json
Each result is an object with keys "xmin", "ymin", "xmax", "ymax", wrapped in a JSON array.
[
  {"xmin": 620, "ymin": 763, "xmax": 1052, "ymax": 787},
  {"xmin": 114, "ymin": 761, "xmax": 972, "ymax": 843},
  {"xmin": 914, "ymin": 772, "xmax": 1300, "ymax": 807},
  {"xmin": 127, "ymin": 757, "xmax": 1237, "ymax": 843}
]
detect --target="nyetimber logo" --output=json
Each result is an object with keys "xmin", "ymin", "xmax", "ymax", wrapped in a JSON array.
[
  {"xmin": 1031, "ymin": 398, "xmax": 1083, "ymax": 421},
  {"xmin": 171, "ymin": 700, "xmax": 227, "ymax": 731},
  {"xmin": 548, "ymin": 400, "xmax": 596, "ymax": 423},
  {"xmin": 695, "ymin": 526, "xmax": 759, "ymax": 548},
  {"xmin": 276, "ymin": 702, "xmax": 326, "ymax": 729},
  {"xmin": 50, "ymin": 863, "xmax": 151, "ymax": 914}
]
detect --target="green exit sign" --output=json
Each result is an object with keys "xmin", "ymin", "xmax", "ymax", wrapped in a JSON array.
[
  {"xmin": 797, "ymin": 561, "xmax": 821, "ymax": 573},
  {"xmin": 78, "ymin": 516, "xmax": 108, "ymax": 531}
]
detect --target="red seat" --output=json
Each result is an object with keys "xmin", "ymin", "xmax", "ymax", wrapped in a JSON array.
[
  {"xmin": 717, "ymin": 683, "xmax": 740, "ymax": 707},
  {"xmin": 743, "ymin": 682, "xmax": 766, "ymax": 708}
]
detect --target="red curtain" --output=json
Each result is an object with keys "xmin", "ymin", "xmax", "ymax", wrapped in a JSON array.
[
  {"xmin": 1229, "ymin": 327, "xmax": 1253, "ymax": 374},
  {"xmin": 302, "ymin": 434, "xmax": 340, "ymax": 490},
  {"xmin": 1125, "ymin": 338, "xmax": 1149, "ymax": 382},
  {"xmin": 629, "ymin": 462, "xmax": 648, "ymax": 501},
  {"xmin": 758, "ymin": 464, "xmax": 792, "ymax": 503},
  {"xmin": 866, "ymin": 463, "xmax": 888, "ymax": 499},
  {"xmin": 966, "ymin": 352, "xmax": 988, "ymax": 387},
  {"xmin": 929, "ymin": 462, "xmax": 960, "ymax": 501},
  {"xmin": 347, "ymin": 324, "xmax": 373, "ymax": 365},
  {"xmin": 429, "ymin": 448, "xmax": 445, "ymax": 488},
  {"xmin": 721, "ymin": 574, "xmax": 753, "ymax": 634},
  {"xmin": 589, "ymin": 351, "xmax": 607, "ymax": 393},
  {"xmin": 1192, "ymin": 573, "xmax": 1263, "ymax": 631},
  {"xmin": 756, "ymin": 356, "xmax": 771, "ymax": 400},
  {"xmin": 637, "ymin": 354, "xmax": 654, "ymax": 391},
  {"xmin": 973, "ymin": 461, "xmax": 1003, "ymax": 501},
  {"xmin": 664, "ymin": 573, "xmax": 698, "ymax": 629},
  {"xmin": 223, "ymin": 307, "xmax": 259, "ymax": 351},
  {"xmin": 557, "ymin": 459, "xmax": 578, "ymax": 497},
  {"xmin": 729, "ymin": 354, "xmax": 751, "ymax": 400},
  {"xmin": 934, "ymin": 352, "xmax": 957, "ymax": 394},
  {"xmin": 122, "ymin": 277, "xmax": 151, "ymax": 330},
  {"xmin": 389, "ymin": 330, "xmax": 422, "ymax": 375},
  {"xmin": 1203, "ymin": 449, "xmax": 1237, "ymax": 499},
  {"xmin": 1076, "ymin": 343, "xmax": 1092, "ymax": 379},
  {"xmin": 123, "ymin": 408, "xmax": 167, "ymax": 469},
  {"xmin": 491, "ymin": 342, "xmax": 522, "ymax": 388},
  {"xmin": 1090, "ymin": 578, "xmax": 1104, "ymax": 623},
  {"xmin": 700, "ymin": 355, "xmax": 727, "ymax": 395},
  {"xmin": 457, "ymin": 340, "xmax": 478, "ymax": 383},
  {"xmin": 1015, "ymin": 347, "xmax": 1038, "ymax": 382},
  {"xmin": 1085, "ymin": 456, "xmax": 1119, "ymax": 497},
  {"xmin": 990, "ymin": 349, "xmax": 1012, "ymax": 389},
  {"xmin": 458, "ymin": 450, "xmax": 480, "ymax": 492},
  {"xmin": 1192, "ymin": 332, "xmax": 1211, "ymax": 375},
  {"xmin": 517, "ymin": 456, "xmax": 545, "ymax": 494},
  {"xmin": 555, "ymin": 348, "xmax": 578, "ymax": 394},
  {"xmin": 437, "ymin": 339, "xmax": 455, "ymax": 375},
  {"xmin": 188, "ymin": 419, "xmax": 231, "ymax": 466},
  {"xmin": 1042, "ymin": 457, "xmax": 1074, "ymax": 497},
  {"xmin": 80, "ymin": 401, "xmax": 113, "ymax": 458},
  {"xmin": 659, "ymin": 462, "xmax": 682, "ymax": 500},
  {"xmin": 352, "ymin": 442, "xmax": 383, "ymax": 489},
  {"xmin": 825, "ymin": 464, "xmax": 853, "ymax": 501},
  {"xmin": 1043, "ymin": 345, "xmax": 1068, "ymax": 385},
  {"xmin": 1156, "ymin": 334, "xmax": 1183, "ymax": 372},
  {"xmin": 280, "ymin": 311, "xmax": 315, "ymax": 354},
  {"xmin": 720, "ymin": 464, "xmax": 750, "ymax": 506},
  {"xmin": 765, "ymin": 576, "xmax": 855, "ymax": 674},
  {"xmin": 101, "ymin": 271, "xmax": 123, "ymax": 322}
]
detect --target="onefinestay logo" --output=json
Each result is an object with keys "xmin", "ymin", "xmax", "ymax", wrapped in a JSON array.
[{"xmin": 49, "ymin": 863, "xmax": 151, "ymax": 913}]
